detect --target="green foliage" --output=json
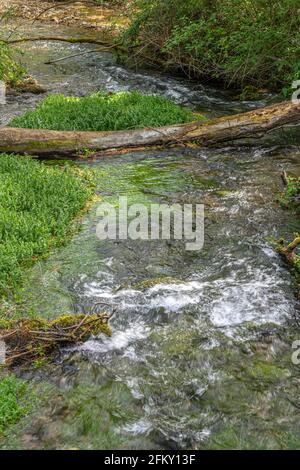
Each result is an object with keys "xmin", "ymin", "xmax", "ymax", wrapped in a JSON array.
[
  {"xmin": 10, "ymin": 91, "xmax": 195, "ymax": 131},
  {"xmin": 0, "ymin": 376, "xmax": 28, "ymax": 435},
  {"xmin": 0, "ymin": 10, "xmax": 25, "ymax": 85},
  {"xmin": 124, "ymin": 0, "xmax": 300, "ymax": 92},
  {"xmin": 281, "ymin": 176, "xmax": 300, "ymax": 209},
  {"xmin": 0, "ymin": 155, "xmax": 93, "ymax": 298},
  {"xmin": 0, "ymin": 41, "xmax": 25, "ymax": 85}
]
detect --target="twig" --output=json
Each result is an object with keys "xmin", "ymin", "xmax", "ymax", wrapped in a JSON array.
[{"xmin": 44, "ymin": 45, "xmax": 116, "ymax": 65}]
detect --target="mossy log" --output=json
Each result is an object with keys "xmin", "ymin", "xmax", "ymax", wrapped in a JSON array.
[
  {"xmin": 0, "ymin": 313, "xmax": 111, "ymax": 366},
  {"xmin": 277, "ymin": 236, "xmax": 300, "ymax": 267},
  {"xmin": 0, "ymin": 101, "xmax": 300, "ymax": 157}
]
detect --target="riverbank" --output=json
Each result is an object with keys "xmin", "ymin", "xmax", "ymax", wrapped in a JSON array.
[
  {"xmin": 0, "ymin": 155, "xmax": 96, "ymax": 306},
  {"xmin": 122, "ymin": 0, "xmax": 300, "ymax": 95},
  {"xmin": 2, "ymin": 1, "xmax": 299, "ymax": 95}
]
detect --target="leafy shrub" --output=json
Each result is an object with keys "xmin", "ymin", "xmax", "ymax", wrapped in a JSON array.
[
  {"xmin": 123, "ymin": 0, "xmax": 300, "ymax": 92},
  {"xmin": 0, "ymin": 41, "xmax": 25, "ymax": 85},
  {"xmin": 282, "ymin": 176, "xmax": 300, "ymax": 209}
]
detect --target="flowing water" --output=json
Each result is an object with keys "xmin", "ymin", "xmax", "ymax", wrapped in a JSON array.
[{"xmin": 1, "ymin": 22, "xmax": 300, "ymax": 450}]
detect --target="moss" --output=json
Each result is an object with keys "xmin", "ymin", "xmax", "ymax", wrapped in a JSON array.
[
  {"xmin": 237, "ymin": 361, "xmax": 290, "ymax": 385},
  {"xmin": 0, "ymin": 319, "xmax": 12, "ymax": 330},
  {"xmin": 212, "ymin": 189, "xmax": 233, "ymax": 198},
  {"xmin": 50, "ymin": 314, "xmax": 112, "ymax": 337},
  {"xmin": 0, "ymin": 313, "xmax": 112, "ymax": 336}
]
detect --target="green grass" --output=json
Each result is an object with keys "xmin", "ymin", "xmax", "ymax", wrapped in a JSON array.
[
  {"xmin": 9, "ymin": 91, "xmax": 196, "ymax": 131},
  {"xmin": 0, "ymin": 154, "xmax": 94, "ymax": 298},
  {"xmin": 0, "ymin": 376, "xmax": 28, "ymax": 435}
]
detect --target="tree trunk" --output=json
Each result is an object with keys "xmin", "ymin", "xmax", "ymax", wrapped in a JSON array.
[{"xmin": 0, "ymin": 101, "xmax": 299, "ymax": 158}]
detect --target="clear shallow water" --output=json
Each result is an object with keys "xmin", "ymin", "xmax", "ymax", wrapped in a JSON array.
[
  {"xmin": 1, "ymin": 22, "xmax": 300, "ymax": 450},
  {"xmin": 7, "ymin": 147, "xmax": 300, "ymax": 450}
]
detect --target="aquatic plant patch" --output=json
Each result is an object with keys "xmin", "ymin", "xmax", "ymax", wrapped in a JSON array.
[
  {"xmin": 0, "ymin": 154, "xmax": 94, "ymax": 298},
  {"xmin": 123, "ymin": 0, "xmax": 300, "ymax": 93},
  {"xmin": 9, "ymin": 91, "xmax": 196, "ymax": 131}
]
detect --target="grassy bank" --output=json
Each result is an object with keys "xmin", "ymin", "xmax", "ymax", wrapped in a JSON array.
[
  {"xmin": 122, "ymin": 0, "xmax": 300, "ymax": 94},
  {"xmin": 0, "ymin": 154, "xmax": 94, "ymax": 301},
  {"xmin": 9, "ymin": 91, "xmax": 195, "ymax": 131}
]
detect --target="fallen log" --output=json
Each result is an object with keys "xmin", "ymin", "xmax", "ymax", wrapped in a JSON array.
[{"xmin": 0, "ymin": 101, "xmax": 299, "ymax": 157}]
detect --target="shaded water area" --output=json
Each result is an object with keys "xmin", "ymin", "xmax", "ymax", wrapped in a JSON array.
[{"xmin": 1, "ymin": 22, "xmax": 300, "ymax": 450}]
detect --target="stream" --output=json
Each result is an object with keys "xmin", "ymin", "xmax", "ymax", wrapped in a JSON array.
[{"xmin": 1, "ymin": 21, "xmax": 300, "ymax": 450}]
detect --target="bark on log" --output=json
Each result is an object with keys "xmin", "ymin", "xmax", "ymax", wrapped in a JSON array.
[{"xmin": 0, "ymin": 101, "xmax": 299, "ymax": 158}]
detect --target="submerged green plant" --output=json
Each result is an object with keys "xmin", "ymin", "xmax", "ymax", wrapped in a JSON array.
[
  {"xmin": 0, "ymin": 154, "xmax": 94, "ymax": 298},
  {"xmin": 9, "ymin": 91, "xmax": 196, "ymax": 131}
]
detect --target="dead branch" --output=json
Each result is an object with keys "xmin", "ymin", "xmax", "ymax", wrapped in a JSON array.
[
  {"xmin": 0, "ymin": 313, "xmax": 111, "ymax": 366},
  {"xmin": 0, "ymin": 101, "xmax": 300, "ymax": 157}
]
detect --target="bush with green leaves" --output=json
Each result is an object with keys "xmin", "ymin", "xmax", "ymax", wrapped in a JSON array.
[
  {"xmin": 0, "ymin": 154, "xmax": 93, "ymax": 298},
  {"xmin": 123, "ymin": 0, "xmax": 300, "ymax": 93},
  {"xmin": 10, "ymin": 91, "xmax": 195, "ymax": 131},
  {"xmin": 0, "ymin": 41, "xmax": 25, "ymax": 85},
  {"xmin": 282, "ymin": 176, "xmax": 300, "ymax": 210},
  {"xmin": 0, "ymin": 9, "xmax": 25, "ymax": 85}
]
